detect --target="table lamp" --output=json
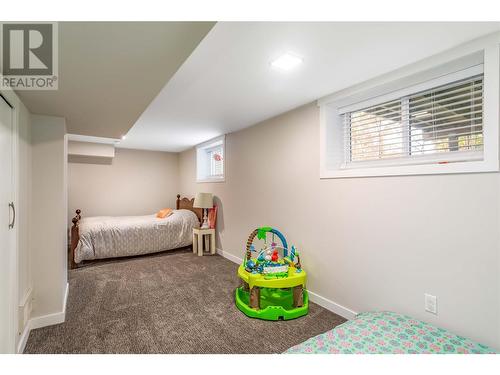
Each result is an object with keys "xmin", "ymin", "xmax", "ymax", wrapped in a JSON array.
[{"xmin": 193, "ymin": 192, "xmax": 213, "ymax": 229}]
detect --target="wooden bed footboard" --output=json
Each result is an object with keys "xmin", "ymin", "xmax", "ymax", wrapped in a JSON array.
[
  {"xmin": 69, "ymin": 209, "xmax": 81, "ymax": 269},
  {"xmin": 69, "ymin": 195, "xmax": 203, "ymax": 269}
]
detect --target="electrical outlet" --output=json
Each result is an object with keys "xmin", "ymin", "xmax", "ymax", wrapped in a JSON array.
[{"xmin": 425, "ymin": 293, "xmax": 437, "ymax": 314}]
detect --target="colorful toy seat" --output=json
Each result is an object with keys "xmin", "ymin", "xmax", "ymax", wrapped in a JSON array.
[{"xmin": 235, "ymin": 227, "xmax": 308, "ymax": 320}]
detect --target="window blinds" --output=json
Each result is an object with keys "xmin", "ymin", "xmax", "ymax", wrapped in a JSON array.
[
  {"xmin": 344, "ymin": 75, "xmax": 484, "ymax": 164},
  {"xmin": 208, "ymin": 145, "xmax": 224, "ymax": 177}
]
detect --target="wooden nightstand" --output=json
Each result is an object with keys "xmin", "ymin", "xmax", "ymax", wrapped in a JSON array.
[{"xmin": 192, "ymin": 228, "xmax": 215, "ymax": 256}]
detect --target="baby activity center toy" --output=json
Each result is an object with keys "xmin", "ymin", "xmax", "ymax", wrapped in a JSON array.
[{"xmin": 235, "ymin": 227, "xmax": 308, "ymax": 320}]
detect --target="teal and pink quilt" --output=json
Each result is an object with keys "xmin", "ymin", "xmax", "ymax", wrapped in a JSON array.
[{"xmin": 285, "ymin": 311, "xmax": 497, "ymax": 354}]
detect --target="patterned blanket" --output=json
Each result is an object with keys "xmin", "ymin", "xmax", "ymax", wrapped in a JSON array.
[
  {"xmin": 75, "ymin": 209, "xmax": 199, "ymax": 263},
  {"xmin": 285, "ymin": 311, "xmax": 497, "ymax": 354}
]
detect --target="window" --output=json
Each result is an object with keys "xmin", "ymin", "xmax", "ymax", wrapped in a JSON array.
[
  {"xmin": 346, "ymin": 75, "xmax": 483, "ymax": 165},
  {"xmin": 207, "ymin": 144, "xmax": 224, "ymax": 177},
  {"xmin": 319, "ymin": 48, "xmax": 500, "ymax": 178},
  {"xmin": 196, "ymin": 135, "xmax": 225, "ymax": 182}
]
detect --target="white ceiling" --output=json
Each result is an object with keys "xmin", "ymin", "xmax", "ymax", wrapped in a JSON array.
[
  {"xmin": 118, "ymin": 22, "xmax": 500, "ymax": 152},
  {"xmin": 15, "ymin": 22, "xmax": 214, "ymax": 139}
]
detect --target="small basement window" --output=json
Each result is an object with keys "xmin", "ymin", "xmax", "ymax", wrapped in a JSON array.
[
  {"xmin": 196, "ymin": 135, "xmax": 225, "ymax": 182},
  {"xmin": 319, "ymin": 50, "xmax": 500, "ymax": 178}
]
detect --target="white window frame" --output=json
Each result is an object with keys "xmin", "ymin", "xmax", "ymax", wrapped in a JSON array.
[
  {"xmin": 196, "ymin": 135, "xmax": 225, "ymax": 183},
  {"xmin": 319, "ymin": 45, "xmax": 500, "ymax": 179}
]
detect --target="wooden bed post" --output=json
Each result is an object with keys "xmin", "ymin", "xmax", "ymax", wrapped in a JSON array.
[
  {"xmin": 176, "ymin": 194, "xmax": 181, "ymax": 210},
  {"xmin": 69, "ymin": 209, "xmax": 81, "ymax": 269}
]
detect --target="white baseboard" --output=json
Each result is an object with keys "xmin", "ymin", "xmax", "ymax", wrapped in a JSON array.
[
  {"xmin": 16, "ymin": 320, "xmax": 31, "ymax": 354},
  {"xmin": 17, "ymin": 282, "xmax": 69, "ymax": 353},
  {"xmin": 30, "ymin": 282, "xmax": 69, "ymax": 330},
  {"xmin": 216, "ymin": 247, "xmax": 243, "ymax": 264},
  {"xmin": 30, "ymin": 310, "xmax": 65, "ymax": 330},
  {"xmin": 62, "ymin": 281, "xmax": 69, "ymax": 317},
  {"xmin": 216, "ymin": 248, "xmax": 357, "ymax": 321},
  {"xmin": 308, "ymin": 290, "xmax": 357, "ymax": 320}
]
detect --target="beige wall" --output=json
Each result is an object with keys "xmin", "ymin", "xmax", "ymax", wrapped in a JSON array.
[
  {"xmin": 179, "ymin": 103, "xmax": 500, "ymax": 349},
  {"xmin": 31, "ymin": 115, "xmax": 68, "ymax": 318},
  {"xmin": 68, "ymin": 148, "xmax": 179, "ymax": 222}
]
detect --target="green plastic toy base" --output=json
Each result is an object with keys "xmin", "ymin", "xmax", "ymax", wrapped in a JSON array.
[{"xmin": 235, "ymin": 286, "xmax": 309, "ymax": 321}]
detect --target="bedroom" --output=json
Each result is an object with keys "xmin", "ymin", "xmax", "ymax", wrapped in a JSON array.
[{"xmin": 1, "ymin": 1, "xmax": 500, "ymax": 373}]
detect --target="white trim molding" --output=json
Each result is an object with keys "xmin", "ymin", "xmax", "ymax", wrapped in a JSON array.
[
  {"xmin": 216, "ymin": 248, "xmax": 357, "ymax": 321},
  {"xmin": 16, "ymin": 320, "xmax": 30, "ymax": 354},
  {"xmin": 30, "ymin": 282, "xmax": 68, "ymax": 330},
  {"xmin": 17, "ymin": 286, "xmax": 32, "ymax": 351},
  {"xmin": 17, "ymin": 282, "xmax": 69, "ymax": 353},
  {"xmin": 216, "ymin": 247, "xmax": 243, "ymax": 265},
  {"xmin": 307, "ymin": 291, "xmax": 357, "ymax": 320}
]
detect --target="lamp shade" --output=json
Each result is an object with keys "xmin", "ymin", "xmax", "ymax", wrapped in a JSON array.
[{"xmin": 193, "ymin": 193, "xmax": 213, "ymax": 209}]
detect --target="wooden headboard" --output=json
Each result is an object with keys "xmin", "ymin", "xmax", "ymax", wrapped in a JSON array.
[{"xmin": 176, "ymin": 194, "xmax": 203, "ymax": 224}]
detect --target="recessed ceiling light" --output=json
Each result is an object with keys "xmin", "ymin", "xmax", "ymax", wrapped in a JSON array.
[
  {"xmin": 121, "ymin": 135, "xmax": 127, "ymax": 140},
  {"xmin": 271, "ymin": 52, "xmax": 303, "ymax": 72}
]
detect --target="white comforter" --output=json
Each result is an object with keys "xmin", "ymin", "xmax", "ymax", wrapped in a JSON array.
[{"xmin": 74, "ymin": 209, "xmax": 199, "ymax": 263}]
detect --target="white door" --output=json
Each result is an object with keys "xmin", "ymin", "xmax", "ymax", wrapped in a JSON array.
[{"xmin": 0, "ymin": 95, "xmax": 15, "ymax": 353}]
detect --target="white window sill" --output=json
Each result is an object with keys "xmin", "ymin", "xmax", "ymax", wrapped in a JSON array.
[
  {"xmin": 196, "ymin": 177, "xmax": 226, "ymax": 183},
  {"xmin": 321, "ymin": 158, "xmax": 498, "ymax": 179}
]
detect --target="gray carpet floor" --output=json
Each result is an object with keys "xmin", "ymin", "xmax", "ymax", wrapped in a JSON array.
[{"xmin": 24, "ymin": 249, "xmax": 346, "ymax": 353}]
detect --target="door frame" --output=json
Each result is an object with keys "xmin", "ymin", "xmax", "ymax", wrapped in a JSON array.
[{"xmin": 0, "ymin": 91, "xmax": 19, "ymax": 354}]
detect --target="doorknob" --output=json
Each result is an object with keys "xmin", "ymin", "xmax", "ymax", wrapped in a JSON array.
[{"xmin": 8, "ymin": 202, "xmax": 15, "ymax": 229}]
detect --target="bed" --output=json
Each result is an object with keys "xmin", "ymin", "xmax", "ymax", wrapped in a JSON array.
[
  {"xmin": 284, "ymin": 311, "xmax": 497, "ymax": 354},
  {"xmin": 69, "ymin": 194, "xmax": 202, "ymax": 268}
]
